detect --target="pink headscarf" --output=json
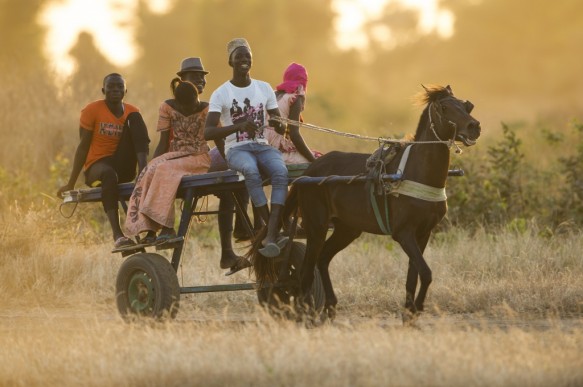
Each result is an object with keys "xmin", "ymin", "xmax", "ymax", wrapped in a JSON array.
[{"xmin": 276, "ymin": 63, "xmax": 308, "ymax": 94}]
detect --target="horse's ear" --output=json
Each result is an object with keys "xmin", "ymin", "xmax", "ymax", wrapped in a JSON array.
[
  {"xmin": 464, "ymin": 100, "xmax": 474, "ymax": 113},
  {"xmin": 445, "ymin": 85, "xmax": 453, "ymax": 94},
  {"xmin": 421, "ymin": 84, "xmax": 429, "ymax": 92}
]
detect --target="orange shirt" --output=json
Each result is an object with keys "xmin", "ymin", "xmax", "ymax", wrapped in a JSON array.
[{"xmin": 80, "ymin": 100, "xmax": 139, "ymax": 170}]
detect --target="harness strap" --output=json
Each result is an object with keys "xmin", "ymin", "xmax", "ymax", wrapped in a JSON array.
[
  {"xmin": 397, "ymin": 145, "xmax": 413, "ymax": 174},
  {"xmin": 369, "ymin": 183, "xmax": 391, "ymax": 235},
  {"xmin": 390, "ymin": 180, "xmax": 447, "ymax": 202}
]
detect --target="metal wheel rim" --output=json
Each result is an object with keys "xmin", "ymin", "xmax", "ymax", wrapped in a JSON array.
[{"xmin": 128, "ymin": 271, "xmax": 155, "ymax": 314}]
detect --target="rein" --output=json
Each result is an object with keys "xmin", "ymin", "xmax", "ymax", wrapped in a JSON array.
[
  {"xmin": 271, "ymin": 116, "xmax": 459, "ymax": 148},
  {"xmin": 273, "ymin": 98, "xmax": 468, "ymax": 235}
]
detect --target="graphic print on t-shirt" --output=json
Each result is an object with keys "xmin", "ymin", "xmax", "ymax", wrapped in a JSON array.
[
  {"xmin": 98, "ymin": 122, "xmax": 123, "ymax": 137},
  {"xmin": 230, "ymin": 98, "xmax": 265, "ymax": 142}
]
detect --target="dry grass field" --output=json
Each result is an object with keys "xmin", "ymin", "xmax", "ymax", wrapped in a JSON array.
[{"xmin": 0, "ymin": 202, "xmax": 582, "ymax": 386}]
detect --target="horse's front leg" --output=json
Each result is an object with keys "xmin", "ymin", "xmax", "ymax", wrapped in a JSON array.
[
  {"xmin": 413, "ymin": 231, "xmax": 432, "ymax": 312},
  {"xmin": 396, "ymin": 234, "xmax": 432, "ymax": 321},
  {"xmin": 404, "ymin": 261, "xmax": 419, "ymax": 314}
]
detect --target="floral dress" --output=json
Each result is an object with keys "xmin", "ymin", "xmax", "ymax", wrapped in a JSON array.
[{"xmin": 125, "ymin": 102, "xmax": 211, "ymax": 235}]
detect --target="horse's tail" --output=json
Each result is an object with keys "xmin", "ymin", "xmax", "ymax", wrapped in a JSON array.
[
  {"xmin": 247, "ymin": 186, "xmax": 300, "ymax": 288},
  {"xmin": 246, "ymin": 226, "xmax": 277, "ymax": 288}
]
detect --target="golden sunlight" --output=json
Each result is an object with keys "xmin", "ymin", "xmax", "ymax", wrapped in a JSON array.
[
  {"xmin": 38, "ymin": 0, "xmax": 173, "ymax": 77},
  {"xmin": 38, "ymin": 0, "xmax": 453, "ymax": 78},
  {"xmin": 331, "ymin": 0, "xmax": 455, "ymax": 50}
]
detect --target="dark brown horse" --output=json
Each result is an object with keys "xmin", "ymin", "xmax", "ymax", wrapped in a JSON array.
[{"xmin": 287, "ymin": 85, "xmax": 481, "ymax": 322}]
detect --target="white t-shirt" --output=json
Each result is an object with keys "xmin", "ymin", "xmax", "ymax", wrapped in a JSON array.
[{"xmin": 208, "ymin": 79, "xmax": 278, "ymax": 154}]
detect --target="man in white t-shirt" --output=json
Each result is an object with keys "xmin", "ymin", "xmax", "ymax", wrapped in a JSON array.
[{"xmin": 204, "ymin": 38, "xmax": 289, "ymax": 258}]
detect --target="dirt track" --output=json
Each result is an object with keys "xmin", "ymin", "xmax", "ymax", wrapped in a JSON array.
[{"xmin": 2, "ymin": 306, "xmax": 582, "ymax": 332}]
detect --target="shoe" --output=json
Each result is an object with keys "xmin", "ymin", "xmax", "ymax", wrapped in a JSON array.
[
  {"xmin": 275, "ymin": 235, "xmax": 289, "ymax": 249},
  {"xmin": 258, "ymin": 242, "xmax": 280, "ymax": 258},
  {"xmin": 225, "ymin": 257, "xmax": 252, "ymax": 276},
  {"xmin": 112, "ymin": 236, "xmax": 137, "ymax": 253},
  {"xmin": 155, "ymin": 233, "xmax": 183, "ymax": 245},
  {"xmin": 154, "ymin": 233, "xmax": 184, "ymax": 250}
]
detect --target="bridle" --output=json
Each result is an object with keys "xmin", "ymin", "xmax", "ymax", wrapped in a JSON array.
[{"xmin": 428, "ymin": 99, "xmax": 463, "ymax": 154}]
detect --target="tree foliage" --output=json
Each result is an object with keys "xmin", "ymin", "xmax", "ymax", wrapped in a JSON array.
[{"xmin": 1, "ymin": 0, "xmax": 582, "ymax": 230}]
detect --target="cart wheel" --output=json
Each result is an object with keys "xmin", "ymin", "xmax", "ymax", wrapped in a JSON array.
[
  {"xmin": 257, "ymin": 241, "xmax": 325, "ymax": 316},
  {"xmin": 116, "ymin": 253, "xmax": 180, "ymax": 320}
]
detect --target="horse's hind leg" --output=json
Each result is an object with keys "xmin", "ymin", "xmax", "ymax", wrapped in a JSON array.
[
  {"xmin": 298, "ymin": 221, "xmax": 328, "ymax": 313},
  {"xmin": 318, "ymin": 222, "xmax": 361, "ymax": 320}
]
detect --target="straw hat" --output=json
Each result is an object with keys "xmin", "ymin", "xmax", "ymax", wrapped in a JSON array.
[{"xmin": 227, "ymin": 38, "xmax": 251, "ymax": 60}]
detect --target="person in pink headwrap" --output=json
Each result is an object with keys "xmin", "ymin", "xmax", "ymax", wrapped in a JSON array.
[{"xmin": 264, "ymin": 62, "xmax": 321, "ymax": 164}]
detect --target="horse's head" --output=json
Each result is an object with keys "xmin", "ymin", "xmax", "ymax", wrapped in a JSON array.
[{"xmin": 420, "ymin": 85, "xmax": 481, "ymax": 147}]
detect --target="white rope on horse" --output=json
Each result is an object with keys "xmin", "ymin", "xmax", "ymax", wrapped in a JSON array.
[
  {"xmin": 271, "ymin": 115, "xmax": 459, "ymax": 149},
  {"xmin": 428, "ymin": 102, "xmax": 463, "ymax": 154}
]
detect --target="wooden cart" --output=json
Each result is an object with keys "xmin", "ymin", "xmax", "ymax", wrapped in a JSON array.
[{"xmin": 61, "ymin": 165, "xmax": 324, "ymax": 320}]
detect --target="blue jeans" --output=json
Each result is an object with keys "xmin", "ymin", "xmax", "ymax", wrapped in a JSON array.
[{"xmin": 226, "ymin": 142, "xmax": 288, "ymax": 207}]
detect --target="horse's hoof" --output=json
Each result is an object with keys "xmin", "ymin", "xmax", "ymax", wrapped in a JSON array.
[
  {"xmin": 401, "ymin": 310, "xmax": 419, "ymax": 328},
  {"xmin": 322, "ymin": 306, "xmax": 336, "ymax": 322}
]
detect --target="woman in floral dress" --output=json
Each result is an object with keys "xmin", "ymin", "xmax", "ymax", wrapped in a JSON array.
[{"xmin": 125, "ymin": 78, "xmax": 211, "ymax": 243}]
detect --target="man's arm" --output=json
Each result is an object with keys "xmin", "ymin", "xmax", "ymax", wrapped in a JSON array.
[
  {"xmin": 56, "ymin": 127, "xmax": 92, "ymax": 196},
  {"xmin": 204, "ymin": 111, "xmax": 257, "ymax": 141},
  {"xmin": 136, "ymin": 151, "xmax": 148, "ymax": 177},
  {"xmin": 125, "ymin": 111, "xmax": 150, "ymax": 176},
  {"xmin": 214, "ymin": 138, "xmax": 227, "ymax": 160},
  {"xmin": 267, "ymin": 108, "xmax": 286, "ymax": 135}
]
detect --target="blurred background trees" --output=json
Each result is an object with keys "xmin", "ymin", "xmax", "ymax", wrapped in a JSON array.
[{"xmin": 0, "ymin": 0, "xmax": 582, "ymax": 230}]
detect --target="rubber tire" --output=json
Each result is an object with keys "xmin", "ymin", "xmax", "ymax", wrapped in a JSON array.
[
  {"xmin": 116, "ymin": 253, "xmax": 180, "ymax": 320},
  {"xmin": 257, "ymin": 241, "xmax": 325, "ymax": 315}
]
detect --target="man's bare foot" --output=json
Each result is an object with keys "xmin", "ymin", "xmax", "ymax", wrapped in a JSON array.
[{"xmin": 220, "ymin": 249, "xmax": 242, "ymax": 269}]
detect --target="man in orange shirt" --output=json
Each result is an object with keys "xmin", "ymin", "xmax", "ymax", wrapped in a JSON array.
[{"xmin": 57, "ymin": 73, "xmax": 150, "ymax": 250}]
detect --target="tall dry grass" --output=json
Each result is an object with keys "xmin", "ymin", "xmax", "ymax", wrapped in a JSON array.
[{"xmin": 0, "ymin": 203, "xmax": 582, "ymax": 386}]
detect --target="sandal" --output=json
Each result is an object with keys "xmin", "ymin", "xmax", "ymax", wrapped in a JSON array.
[
  {"xmin": 220, "ymin": 252, "xmax": 239, "ymax": 269},
  {"xmin": 155, "ymin": 233, "xmax": 184, "ymax": 251},
  {"xmin": 155, "ymin": 233, "xmax": 183, "ymax": 245},
  {"xmin": 225, "ymin": 257, "xmax": 252, "ymax": 276}
]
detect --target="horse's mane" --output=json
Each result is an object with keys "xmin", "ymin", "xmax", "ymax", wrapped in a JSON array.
[
  {"xmin": 412, "ymin": 84, "xmax": 453, "ymax": 140},
  {"xmin": 413, "ymin": 84, "xmax": 453, "ymax": 106}
]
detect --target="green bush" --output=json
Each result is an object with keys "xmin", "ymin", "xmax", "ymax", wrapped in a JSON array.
[{"xmin": 446, "ymin": 120, "xmax": 581, "ymax": 231}]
